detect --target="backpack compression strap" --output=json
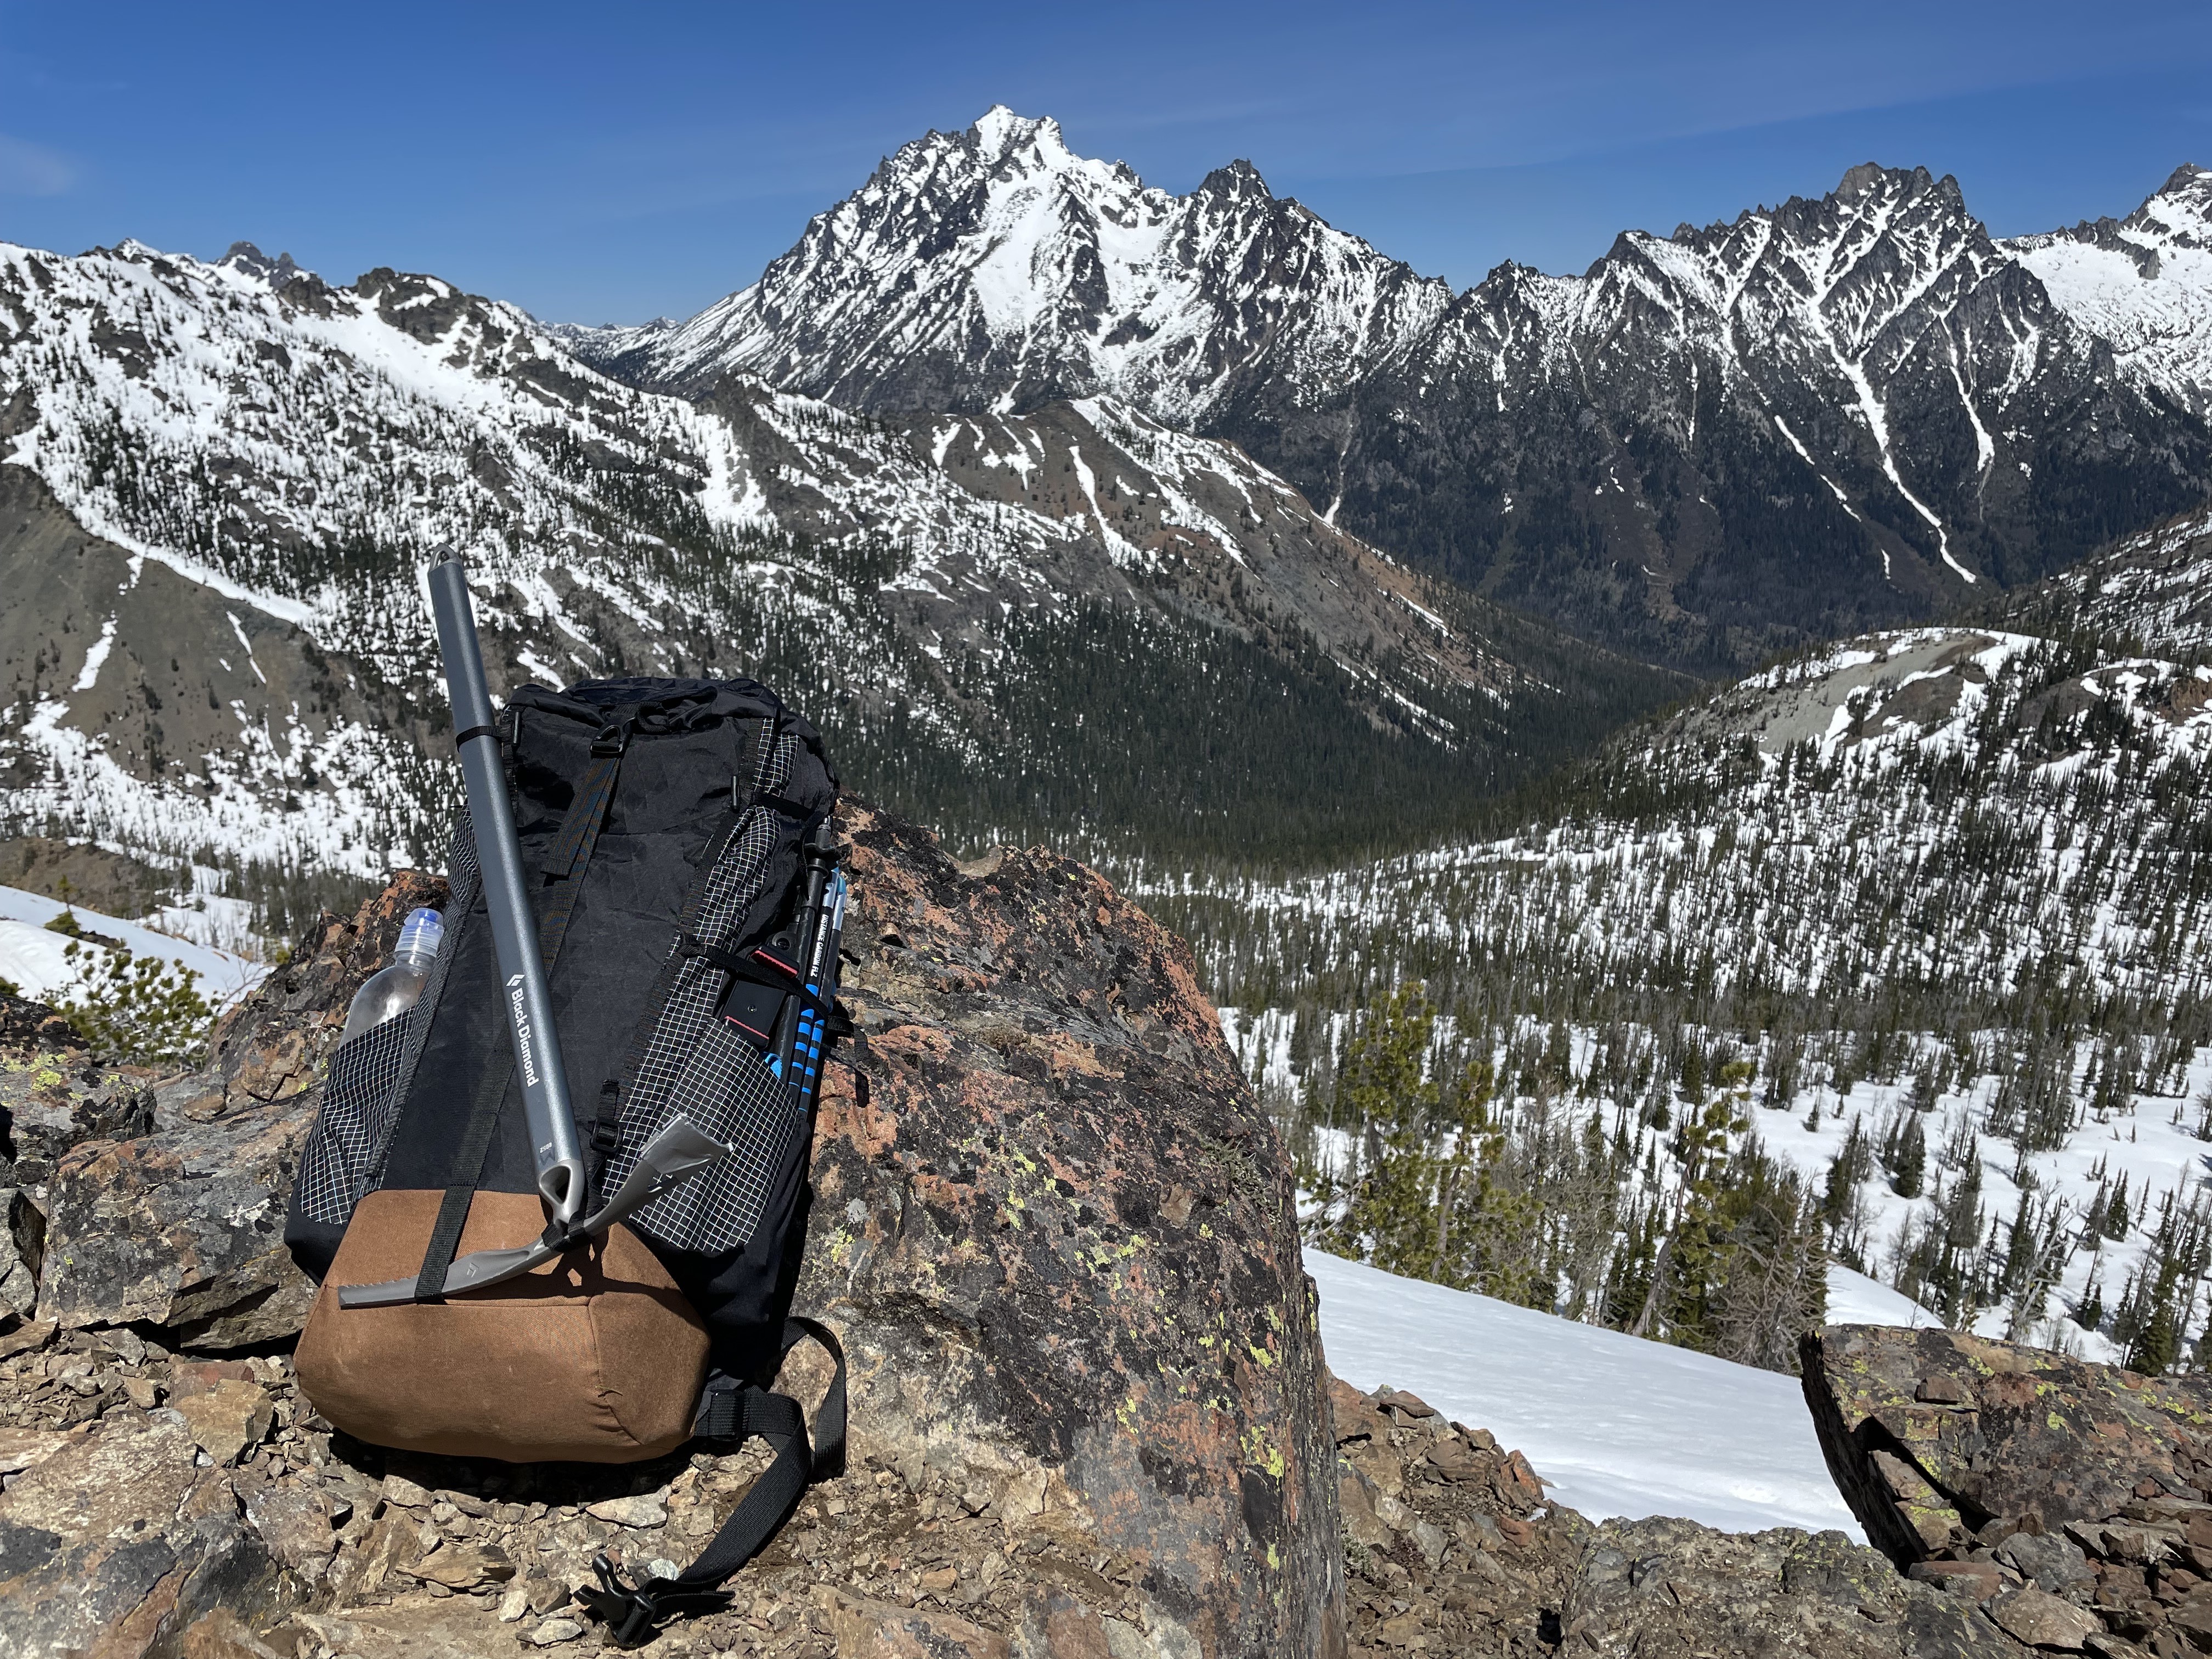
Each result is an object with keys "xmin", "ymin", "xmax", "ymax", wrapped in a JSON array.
[{"xmin": 579, "ymin": 1318, "xmax": 848, "ymax": 1649}]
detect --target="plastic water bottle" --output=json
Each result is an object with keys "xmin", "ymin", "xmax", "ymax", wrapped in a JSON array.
[{"xmin": 339, "ymin": 907, "xmax": 444, "ymax": 1043}]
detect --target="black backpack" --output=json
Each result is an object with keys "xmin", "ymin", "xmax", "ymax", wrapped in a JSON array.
[{"xmin": 284, "ymin": 674, "xmax": 846, "ymax": 1646}]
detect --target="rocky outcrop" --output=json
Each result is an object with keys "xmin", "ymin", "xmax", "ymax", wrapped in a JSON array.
[
  {"xmin": 1319, "ymin": 1368, "xmax": 2033, "ymax": 1659},
  {"xmin": 0, "ymin": 808, "xmax": 1343, "ymax": 1657},
  {"xmin": 785, "ymin": 800, "xmax": 1342, "ymax": 1657},
  {"xmin": 0, "ymin": 989, "xmax": 154, "ymax": 1189},
  {"xmin": 1805, "ymin": 1323, "xmax": 2212, "ymax": 1656}
]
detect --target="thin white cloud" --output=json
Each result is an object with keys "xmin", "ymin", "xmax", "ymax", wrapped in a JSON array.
[{"xmin": 0, "ymin": 132, "xmax": 80, "ymax": 196}]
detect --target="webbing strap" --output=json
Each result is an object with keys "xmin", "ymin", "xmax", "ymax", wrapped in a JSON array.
[
  {"xmin": 413, "ymin": 1056, "xmax": 514, "ymax": 1299},
  {"xmin": 412, "ymin": 732, "xmax": 625, "ymax": 1297},
  {"xmin": 579, "ymin": 1319, "xmax": 847, "ymax": 1648}
]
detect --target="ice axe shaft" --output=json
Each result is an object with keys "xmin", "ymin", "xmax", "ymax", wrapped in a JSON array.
[
  {"xmin": 426, "ymin": 550, "xmax": 587, "ymax": 1230},
  {"xmin": 336, "ymin": 1117, "xmax": 731, "ymax": 1308}
]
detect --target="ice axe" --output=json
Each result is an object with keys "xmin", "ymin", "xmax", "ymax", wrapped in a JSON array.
[{"xmin": 336, "ymin": 550, "xmax": 729, "ymax": 1309}]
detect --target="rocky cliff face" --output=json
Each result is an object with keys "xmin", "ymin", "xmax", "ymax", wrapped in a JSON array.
[{"xmin": 574, "ymin": 110, "xmax": 2212, "ymax": 670}]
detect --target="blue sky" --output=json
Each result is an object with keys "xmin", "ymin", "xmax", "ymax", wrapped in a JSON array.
[{"xmin": 3, "ymin": 1, "xmax": 2208, "ymax": 324}]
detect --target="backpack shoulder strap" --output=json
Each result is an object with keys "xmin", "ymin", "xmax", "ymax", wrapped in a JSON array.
[{"xmin": 579, "ymin": 1319, "xmax": 847, "ymax": 1649}]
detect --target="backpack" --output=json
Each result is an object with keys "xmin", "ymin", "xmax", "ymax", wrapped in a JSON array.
[{"xmin": 284, "ymin": 674, "xmax": 847, "ymax": 1646}]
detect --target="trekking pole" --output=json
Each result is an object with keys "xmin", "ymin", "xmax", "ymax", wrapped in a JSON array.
[
  {"xmin": 769, "ymin": 825, "xmax": 836, "ymax": 1090},
  {"xmin": 427, "ymin": 550, "xmax": 589, "ymax": 1230},
  {"xmin": 792, "ymin": 867, "xmax": 847, "ymax": 1111}
]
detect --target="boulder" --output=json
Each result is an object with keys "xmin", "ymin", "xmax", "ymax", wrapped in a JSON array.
[
  {"xmin": 792, "ymin": 802, "xmax": 1344, "ymax": 1658},
  {"xmin": 0, "ymin": 991, "xmax": 155, "ymax": 1188},
  {"xmin": 20, "ymin": 870, "xmax": 449, "ymax": 1350},
  {"xmin": 35, "ymin": 1096, "xmax": 318, "ymax": 1348},
  {"xmin": 1804, "ymin": 1323, "xmax": 2212, "ymax": 1656},
  {"xmin": 1560, "ymin": 1516, "xmax": 2025, "ymax": 1657},
  {"xmin": 0, "ymin": 1186, "xmax": 43, "ymax": 1316},
  {"xmin": 0, "ymin": 1409, "xmax": 289, "ymax": 1657},
  {"xmin": 1803, "ymin": 1325, "xmax": 2212, "ymax": 1562}
]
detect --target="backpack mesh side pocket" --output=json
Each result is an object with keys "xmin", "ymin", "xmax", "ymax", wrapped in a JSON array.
[
  {"xmin": 601, "ymin": 730, "xmax": 806, "ymax": 1255},
  {"xmin": 635, "ymin": 1019, "xmax": 802, "ymax": 1252},
  {"xmin": 295, "ymin": 1014, "xmax": 415, "ymax": 1225}
]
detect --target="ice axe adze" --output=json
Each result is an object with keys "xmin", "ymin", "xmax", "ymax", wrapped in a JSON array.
[{"xmin": 336, "ymin": 550, "xmax": 728, "ymax": 1310}]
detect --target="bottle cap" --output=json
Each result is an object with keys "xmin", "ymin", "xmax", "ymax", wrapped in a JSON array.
[{"xmin": 397, "ymin": 907, "xmax": 444, "ymax": 966}]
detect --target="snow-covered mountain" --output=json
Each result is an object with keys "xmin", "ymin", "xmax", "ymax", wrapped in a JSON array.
[
  {"xmin": 566, "ymin": 107, "xmax": 1450, "ymax": 426},
  {"xmin": 0, "ymin": 237, "xmax": 1675, "ymax": 927},
  {"xmin": 2008, "ymin": 164, "xmax": 2212, "ymax": 419},
  {"xmin": 572, "ymin": 109, "xmax": 2212, "ymax": 670}
]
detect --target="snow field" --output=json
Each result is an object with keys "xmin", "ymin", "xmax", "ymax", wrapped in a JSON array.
[
  {"xmin": 1310, "ymin": 1249, "xmax": 1865, "ymax": 1538},
  {"xmin": 0, "ymin": 882, "xmax": 264, "ymax": 1009}
]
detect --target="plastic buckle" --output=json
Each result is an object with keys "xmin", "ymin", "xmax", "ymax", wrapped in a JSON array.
[
  {"xmin": 583, "ymin": 1554, "xmax": 661, "ymax": 1649},
  {"xmin": 591, "ymin": 723, "xmax": 629, "ymax": 758}
]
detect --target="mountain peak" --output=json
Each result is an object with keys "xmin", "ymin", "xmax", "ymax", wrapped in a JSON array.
[
  {"xmin": 219, "ymin": 241, "xmax": 312, "ymax": 286},
  {"xmin": 1831, "ymin": 162, "xmax": 1948, "ymax": 208},
  {"xmin": 1197, "ymin": 158, "xmax": 1273, "ymax": 200},
  {"xmin": 967, "ymin": 105, "xmax": 1068, "ymax": 167}
]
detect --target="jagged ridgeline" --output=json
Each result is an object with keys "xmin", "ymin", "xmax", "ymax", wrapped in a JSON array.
[
  {"xmin": 1176, "ymin": 505, "xmax": 2212, "ymax": 1376},
  {"xmin": 568, "ymin": 110, "xmax": 2212, "ymax": 674},
  {"xmin": 0, "ymin": 240, "xmax": 1683, "ymax": 938}
]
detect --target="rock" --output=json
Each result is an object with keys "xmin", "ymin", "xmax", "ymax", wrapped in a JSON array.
[
  {"xmin": 1986, "ymin": 1585, "xmax": 2103, "ymax": 1650},
  {"xmin": 381, "ymin": 1472, "xmax": 433, "ymax": 1508},
  {"xmin": 0, "ymin": 1314, "xmax": 55, "ymax": 1358},
  {"xmin": 1424, "ymin": 1438, "xmax": 1487, "ymax": 1481},
  {"xmin": 0, "ymin": 1187, "xmax": 44, "ymax": 1315},
  {"xmin": 171, "ymin": 1378, "xmax": 275, "ymax": 1465},
  {"xmin": 1997, "ymin": 1531, "xmax": 2097, "ymax": 1597},
  {"xmin": 1410, "ymin": 1518, "xmax": 1448, "ymax": 1568},
  {"xmin": 0, "ymin": 1410, "xmax": 291, "ymax": 1656},
  {"xmin": 1339, "ymin": 1464, "xmax": 1394, "ymax": 1550},
  {"xmin": 407, "ymin": 1542, "xmax": 516, "ymax": 1588},
  {"xmin": 1909, "ymin": 1559, "xmax": 2007, "ymax": 1602},
  {"xmin": 1561, "ymin": 1516, "xmax": 2024, "ymax": 1657},
  {"xmin": 582, "ymin": 1492, "xmax": 668, "ymax": 1528},
  {"xmin": 1375, "ymin": 1387, "xmax": 1436, "ymax": 1421},
  {"xmin": 2170, "ymin": 1593, "xmax": 2212, "ymax": 1651},
  {"xmin": 497, "ymin": 1583, "xmax": 532, "ymax": 1622},
  {"xmin": 0, "ymin": 997, "xmax": 154, "ymax": 1188},
  {"xmin": 178, "ymin": 1606, "xmax": 290, "ymax": 1659},
  {"xmin": 34, "ymin": 1098, "xmax": 315, "ymax": 1348},
  {"xmin": 1326, "ymin": 1372, "xmax": 1390, "ymax": 1443},
  {"xmin": 815, "ymin": 1585, "xmax": 1011, "ymax": 1658},
  {"xmin": 240, "ymin": 1481, "xmax": 336, "ymax": 1568},
  {"xmin": 792, "ymin": 804, "xmax": 1343, "ymax": 1657},
  {"xmin": 0, "ymin": 1423, "xmax": 84, "ymax": 1474},
  {"xmin": 527, "ymin": 1616, "xmax": 585, "ymax": 1646},
  {"xmin": 1803, "ymin": 1326, "xmax": 2212, "ymax": 1568}
]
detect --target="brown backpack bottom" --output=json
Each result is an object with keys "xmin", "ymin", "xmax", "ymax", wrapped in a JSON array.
[{"xmin": 296, "ymin": 1189, "xmax": 710, "ymax": 1464}]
